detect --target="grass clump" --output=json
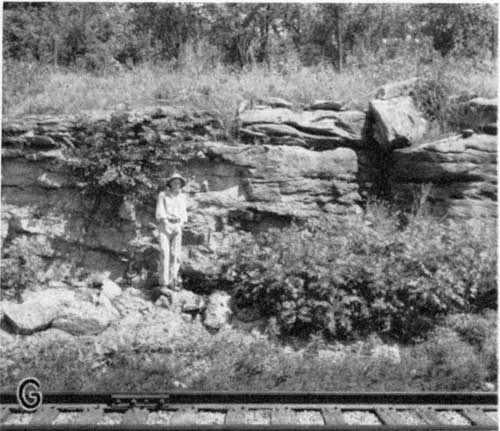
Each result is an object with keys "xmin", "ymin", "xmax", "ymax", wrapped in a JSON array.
[
  {"xmin": 1, "ymin": 317, "xmax": 494, "ymax": 392},
  {"xmin": 3, "ymin": 53, "xmax": 496, "ymax": 134}
]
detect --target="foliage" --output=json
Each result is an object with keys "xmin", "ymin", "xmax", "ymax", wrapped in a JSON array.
[
  {"xmin": 219, "ymin": 210, "xmax": 497, "ymax": 341},
  {"xmin": 3, "ymin": 4, "xmax": 497, "ymax": 70},
  {"xmin": 68, "ymin": 112, "xmax": 203, "ymax": 215},
  {"xmin": 415, "ymin": 327, "xmax": 487, "ymax": 390},
  {"xmin": 418, "ymin": 4, "xmax": 497, "ymax": 57},
  {"xmin": 411, "ymin": 77, "xmax": 454, "ymax": 133},
  {"xmin": 444, "ymin": 311, "xmax": 498, "ymax": 382},
  {"xmin": 0, "ymin": 237, "xmax": 45, "ymax": 302},
  {"xmin": 444, "ymin": 311, "xmax": 497, "ymax": 352}
]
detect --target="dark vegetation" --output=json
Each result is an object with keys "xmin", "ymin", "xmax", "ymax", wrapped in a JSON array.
[
  {"xmin": 3, "ymin": 4, "xmax": 496, "ymax": 71},
  {"xmin": 219, "ymin": 212, "xmax": 496, "ymax": 341}
]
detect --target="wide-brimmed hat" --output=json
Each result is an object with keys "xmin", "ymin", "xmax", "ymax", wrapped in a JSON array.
[{"xmin": 165, "ymin": 172, "xmax": 187, "ymax": 188}]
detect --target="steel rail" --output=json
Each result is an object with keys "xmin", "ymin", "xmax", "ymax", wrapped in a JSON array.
[
  {"xmin": 0, "ymin": 391, "xmax": 497, "ymax": 405},
  {"xmin": 0, "ymin": 391, "xmax": 497, "ymax": 431}
]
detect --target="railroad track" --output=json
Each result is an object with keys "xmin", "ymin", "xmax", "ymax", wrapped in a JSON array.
[{"xmin": 0, "ymin": 391, "xmax": 497, "ymax": 430}]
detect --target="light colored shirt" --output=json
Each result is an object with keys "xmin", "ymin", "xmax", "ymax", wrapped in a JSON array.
[{"xmin": 155, "ymin": 191, "xmax": 188, "ymax": 224}]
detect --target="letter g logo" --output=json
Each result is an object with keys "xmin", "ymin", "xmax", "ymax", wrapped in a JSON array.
[{"xmin": 16, "ymin": 378, "xmax": 42, "ymax": 412}]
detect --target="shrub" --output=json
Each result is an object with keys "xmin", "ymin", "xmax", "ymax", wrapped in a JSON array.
[
  {"xmin": 0, "ymin": 237, "xmax": 45, "ymax": 302},
  {"xmin": 68, "ymin": 112, "xmax": 205, "ymax": 217},
  {"xmin": 416, "ymin": 327, "xmax": 487, "ymax": 390},
  {"xmin": 444, "ymin": 312, "xmax": 496, "ymax": 351},
  {"xmin": 444, "ymin": 311, "xmax": 497, "ymax": 382},
  {"xmin": 220, "ymin": 212, "xmax": 497, "ymax": 341},
  {"xmin": 481, "ymin": 332, "xmax": 498, "ymax": 382}
]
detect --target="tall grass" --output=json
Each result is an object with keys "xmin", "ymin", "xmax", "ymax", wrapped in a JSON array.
[{"xmin": 3, "ymin": 50, "xmax": 497, "ymax": 132}]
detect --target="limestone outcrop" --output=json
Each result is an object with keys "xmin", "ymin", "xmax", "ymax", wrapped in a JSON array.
[
  {"xmin": 1, "ymin": 107, "xmax": 362, "ymax": 286},
  {"xmin": 1, "ymin": 85, "xmax": 497, "ymax": 292},
  {"xmin": 237, "ymin": 107, "xmax": 366, "ymax": 149},
  {"xmin": 389, "ymin": 133, "xmax": 497, "ymax": 219}
]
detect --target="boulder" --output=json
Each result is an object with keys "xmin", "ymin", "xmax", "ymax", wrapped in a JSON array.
[
  {"xmin": 203, "ymin": 291, "xmax": 232, "ymax": 330},
  {"xmin": 3, "ymin": 289, "xmax": 75, "ymax": 334},
  {"xmin": 2, "ymin": 303, "xmax": 57, "ymax": 334},
  {"xmin": 51, "ymin": 295, "xmax": 120, "ymax": 335},
  {"xmin": 100, "ymin": 278, "xmax": 122, "ymax": 300},
  {"xmin": 368, "ymin": 96, "xmax": 428, "ymax": 150},
  {"xmin": 457, "ymin": 97, "xmax": 497, "ymax": 133},
  {"xmin": 172, "ymin": 289, "xmax": 205, "ymax": 313}
]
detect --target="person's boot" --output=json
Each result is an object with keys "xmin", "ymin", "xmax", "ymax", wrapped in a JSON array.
[
  {"xmin": 159, "ymin": 285, "xmax": 173, "ymax": 301},
  {"xmin": 171, "ymin": 280, "xmax": 181, "ymax": 292}
]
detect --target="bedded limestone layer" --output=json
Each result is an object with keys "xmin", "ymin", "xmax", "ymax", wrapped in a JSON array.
[
  {"xmin": 2, "ymin": 95, "xmax": 497, "ymax": 286},
  {"xmin": 389, "ymin": 133, "xmax": 497, "ymax": 219},
  {"xmin": 1, "ymin": 107, "xmax": 361, "ymax": 284}
]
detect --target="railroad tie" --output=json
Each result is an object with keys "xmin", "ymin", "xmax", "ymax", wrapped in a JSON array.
[
  {"xmin": 29, "ymin": 406, "xmax": 60, "ymax": 424},
  {"xmin": 462, "ymin": 408, "xmax": 498, "ymax": 427},
  {"xmin": 374, "ymin": 408, "xmax": 400, "ymax": 425},
  {"xmin": 121, "ymin": 407, "xmax": 150, "ymax": 424},
  {"xmin": 224, "ymin": 407, "xmax": 247, "ymax": 425},
  {"xmin": 321, "ymin": 407, "xmax": 347, "ymax": 425}
]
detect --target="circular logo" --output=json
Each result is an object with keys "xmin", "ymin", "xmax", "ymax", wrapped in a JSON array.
[{"xmin": 16, "ymin": 377, "xmax": 43, "ymax": 412}]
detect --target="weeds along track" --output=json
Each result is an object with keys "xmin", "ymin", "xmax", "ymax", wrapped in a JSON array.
[{"xmin": 0, "ymin": 391, "xmax": 497, "ymax": 430}]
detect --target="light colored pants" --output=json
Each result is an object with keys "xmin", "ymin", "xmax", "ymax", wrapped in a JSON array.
[{"xmin": 158, "ymin": 225, "xmax": 182, "ymax": 287}]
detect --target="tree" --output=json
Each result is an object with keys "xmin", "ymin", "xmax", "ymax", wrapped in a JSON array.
[{"xmin": 418, "ymin": 4, "xmax": 498, "ymax": 57}]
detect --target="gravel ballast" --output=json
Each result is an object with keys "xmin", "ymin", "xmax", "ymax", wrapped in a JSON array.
[
  {"xmin": 4, "ymin": 413, "xmax": 33, "ymax": 425},
  {"xmin": 343, "ymin": 410, "xmax": 381, "ymax": 425},
  {"xmin": 96, "ymin": 413, "xmax": 124, "ymax": 425},
  {"xmin": 436, "ymin": 410, "xmax": 471, "ymax": 425}
]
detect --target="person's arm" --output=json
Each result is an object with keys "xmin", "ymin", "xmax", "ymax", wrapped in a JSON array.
[
  {"xmin": 155, "ymin": 192, "xmax": 167, "ymax": 221},
  {"xmin": 180, "ymin": 194, "xmax": 188, "ymax": 225}
]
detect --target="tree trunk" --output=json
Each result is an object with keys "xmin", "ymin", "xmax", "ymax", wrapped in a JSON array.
[
  {"xmin": 491, "ymin": 22, "xmax": 497, "ymax": 59},
  {"xmin": 53, "ymin": 37, "xmax": 58, "ymax": 67},
  {"xmin": 336, "ymin": 7, "xmax": 343, "ymax": 72}
]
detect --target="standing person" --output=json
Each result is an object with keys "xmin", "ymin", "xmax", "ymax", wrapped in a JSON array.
[{"xmin": 155, "ymin": 172, "xmax": 188, "ymax": 292}]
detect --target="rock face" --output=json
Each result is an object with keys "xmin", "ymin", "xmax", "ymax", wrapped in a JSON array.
[
  {"xmin": 368, "ymin": 96, "xmax": 428, "ymax": 151},
  {"xmin": 204, "ymin": 142, "xmax": 361, "ymax": 220},
  {"xmin": 389, "ymin": 133, "xmax": 497, "ymax": 218},
  {"xmin": 1, "ymin": 94, "xmax": 497, "ymax": 289},
  {"xmin": 238, "ymin": 107, "xmax": 366, "ymax": 149},
  {"xmin": 2, "ymin": 108, "xmax": 362, "ymax": 284}
]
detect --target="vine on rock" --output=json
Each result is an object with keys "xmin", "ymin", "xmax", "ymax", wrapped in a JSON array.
[{"xmin": 69, "ymin": 112, "xmax": 205, "ymax": 217}]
